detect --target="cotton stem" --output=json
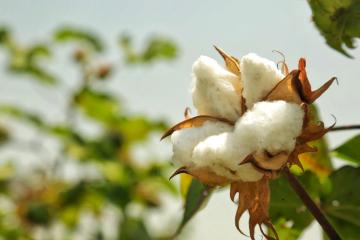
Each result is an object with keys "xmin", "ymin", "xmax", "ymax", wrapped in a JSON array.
[
  {"xmin": 330, "ymin": 124, "xmax": 360, "ymax": 132},
  {"xmin": 283, "ymin": 167, "xmax": 341, "ymax": 240}
]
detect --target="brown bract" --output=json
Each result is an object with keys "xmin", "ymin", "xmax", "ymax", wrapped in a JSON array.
[
  {"xmin": 230, "ymin": 177, "xmax": 278, "ymax": 240},
  {"xmin": 163, "ymin": 47, "xmax": 336, "ymax": 240}
]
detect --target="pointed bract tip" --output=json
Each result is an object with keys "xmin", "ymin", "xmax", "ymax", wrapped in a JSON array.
[{"xmin": 169, "ymin": 167, "xmax": 188, "ymax": 180}]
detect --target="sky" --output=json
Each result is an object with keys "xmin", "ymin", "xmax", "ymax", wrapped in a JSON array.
[{"xmin": 0, "ymin": 0, "xmax": 359, "ymax": 239}]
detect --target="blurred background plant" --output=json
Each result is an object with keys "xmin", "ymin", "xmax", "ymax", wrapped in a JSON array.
[{"xmin": 0, "ymin": 26, "xmax": 179, "ymax": 239}]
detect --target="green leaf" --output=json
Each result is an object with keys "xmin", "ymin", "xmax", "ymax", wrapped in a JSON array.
[
  {"xmin": 332, "ymin": 134, "xmax": 360, "ymax": 165},
  {"xmin": 0, "ymin": 105, "xmax": 45, "ymax": 128},
  {"xmin": 6, "ymin": 44, "xmax": 57, "ymax": 84},
  {"xmin": 174, "ymin": 179, "xmax": 213, "ymax": 236},
  {"xmin": 269, "ymin": 171, "xmax": 322, "ymax": 239},
  {"xmin": 0, "ymin": 124, "xmax": 9, "ymax": 145},
  {"xmin": 119, "ymin": 34, "xmax": 178, "ymax": 64},
  {"xmin": 322, "ymin": 166, "xmax": 360, "ymax": 240},
  {"xmin": 115, "ymin": 116, "xmax": 167, "ymax": 143},
  {"xmin": 0, "ymin": 27, "xmax": 9, "ymax": 44},
  {"xmin": 27, "ymin": 44, "xmax": 51, "ymax": 59},
  {"xmin": 25, "ymin": 202, "xmax": 52, "ymax": 225},
  {"xmin": 308, "ymin": 0, "xmax": 360, "ymax": 57},
  {"xmin": 142, "ymin": 37, "xmax": 178, "ymax": 62},
  {"xmin": 54, "ymin": 27, "xmax": 103, "ymax": 52},
  {"xmin": 24, "ymin": 66, "xmax": 57, "ymax": 84},
  {"xmin": 119, "ymin": 218, "xmax": 152, "ymax": 240},
  {"xmin": 74, "ymin": 87, "xmax": 121, "ymax": 123}
]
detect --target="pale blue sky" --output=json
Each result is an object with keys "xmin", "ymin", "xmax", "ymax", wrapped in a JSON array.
[{"xmin": 0, "ymin": 1, "xmax": 359, "ymax": 239}]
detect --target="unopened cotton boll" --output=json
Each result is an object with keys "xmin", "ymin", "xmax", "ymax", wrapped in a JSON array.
[
  {"xmin": 241, "ymin": 53, "xmax": 284, "ymax": 108},
  {"xmin": 171, "ymin": 121, "xmax": 233, "ymax": 167},
  {"xmin": 192, "ymin": 56, "xmax": 242, "ymax": 121}
]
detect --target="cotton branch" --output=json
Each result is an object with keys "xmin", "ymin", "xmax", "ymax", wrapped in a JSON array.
[
  {"xmin": 330, "ymin": 124, "xmax": 360, "ymax": 132},
  {"xmin": 283, "ymin": 167, "xmax": 341, "ymax": 240}
]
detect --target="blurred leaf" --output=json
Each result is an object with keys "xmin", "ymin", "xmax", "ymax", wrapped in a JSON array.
[
  {"xmin": 0, "ymin": 163, "xmax": 13, "ymax": 180},
  {"xmin": 0, "ymin": 124, "xmax": 9, "ymax": 145},
  {"xmin": 87, "ymin": 132, "xmax": 124, "ymax": 160},
  {"xmin": 25, "ymin": 202, "xmax": 51, "ymax": 225},
  {"xmin": 332, "ymin": 134, "xmax": 360, "ymax": 165},
  {"xmin": 180, "ymin": 174, "xmax": 193, "ymax": 197},
  {"xmin": 1, "ymin": 34, "xmax": 57, "ymax": 84},
  {"xmin": 119, "ymin": 218, "xmax": 151, "ymax": 240},
  {"xmin": 308, "ymin": 0, "xmax": 360, "ymax": 57},
  {"xmin": 116, "ymin": 116, "xmax": 167, "ymax": 143},
  {"xmin": 142, "ymin": 37, "xmax": 178, "ymax": 62},
  {"xmin": 322, "ymin": 166, "xmax": 360, "ymax": 240},
  {"xmin": 271, "ymin": 218, "xmax": 303, "ymax": 240},
  {"xmin": 74, "ymin": 87, "xmax": 121, "ymax": 123},
  {"xmin": 0, "ymin": 105, "xmax": 45, "ymax": 128},
  {"xmin": 174, "ymin": 179, "xmax": 213, "ymax": 236},
  {"xmin": 27, "ymin": 44, "xmax": 51, "ymax": 59},
  {"xmin": 24, "ymin": 66, "xmax": 57, "ymax": 84},
  {"xmin": 59, "ymin": 182, "xmax": 87, "ymax": 207},
  {"xmin": 139, "ymin": 164, "xmax": 177, "ymax": 195},
  {"xmin": 119, "ymin": 35, "xmax": 137, "ymax": 63},
  {"xmin": 269, "ymin": 171, "xmax": 322, "ymax": 239},
  {"xmin": 119, "ymin": 34, "xmax": 178, "ymax": 64},
  {"xmin": 54, "ymin": 27, "xmax": 103, "ymax": 52},
  {"xmin": 0, "ymin": 27, "xmax": 10, "ymax": 44},
  {"xmin": 100, "ymin": 162, "xmax": 129, "ymax": 183},
  {"xmin": 98, "ymin": 182, "xmax": 132, "ymax": 208}
]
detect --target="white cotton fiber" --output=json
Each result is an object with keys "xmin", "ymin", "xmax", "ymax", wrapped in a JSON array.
[
  {"xmin": 235, "ymin": 100, "xmax": 304, "ymax": 155},
  {"xmin": 171, "ymin": 121, "xmax": 233, "ymax": 166},
  {"xmin": 192, "ymin": 132, "xmax": 264, "ymax": 182},
  {"xmin": 240, "ymin": 53, "xmax": 284, "ymax": 108},
  {"xmin": 190, "ymin": 101, "xmax": 303, "ymax": 181},
  {"xmin": 192, "ymin": 56, "xmax": 242, "ymax": 121},
  {"xmin": 170, "ymin": 53, "xmax": 306, "ymax": 183}
]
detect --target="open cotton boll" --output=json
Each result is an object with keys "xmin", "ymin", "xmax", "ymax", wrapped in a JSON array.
[
  {"xmin": 190, "ymin": 100, "xmax": 303, "ymax": 182},
  {"xmin": 192, "ymin": 132, "xmax": 263, "ymax": 182},
  {"xmin": 235, "ymin": 100, "xmax": 304, "ymax": 155},
  {"xmin": 171, "ymin": 121, "xmax": 233, "ymax": 167},
  {"xmin": 192, "ymin": 56, "xmax": 242, "ymax": 121},
  {"xmin": 241, "ymin": 53, "xmax": 284, "ymax": 108}
]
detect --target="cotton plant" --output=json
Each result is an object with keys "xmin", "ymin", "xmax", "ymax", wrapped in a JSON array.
[{"xmin": 161, "ymin": 47, "xmax": 337, "ymax": 240}]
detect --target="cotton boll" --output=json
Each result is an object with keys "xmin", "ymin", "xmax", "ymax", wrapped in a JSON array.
[
  {"xmin": 171, "ymin": 121, "xmax": 233, "ymax": 167},
  {"xmin": 235, "ymin": 100, "xmax": 304, "ymax": 155},
  {"xmin": 182, "ymin": 101, "xmax": 303, "ymax": 182},
  {"xmin": 241, "ymin": 53, "xmax": 284, "ymax": 108},
  {"xmin": 192, "ymin": 132, "xmax": 263, "ymax": 182},
  {"xmin": 192, "ymin": 56, "xmax": 242, "ymax": 121}
]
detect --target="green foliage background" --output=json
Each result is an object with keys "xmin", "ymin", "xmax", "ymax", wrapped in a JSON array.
[{"xmin": 0, "ymin": 26, "xmax": 179, "ymax": 239}]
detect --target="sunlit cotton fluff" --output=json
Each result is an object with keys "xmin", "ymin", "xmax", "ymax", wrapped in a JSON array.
[
  {"xmin": 241, "ymin": 53, "xmax": 284, "ymax": 108},
  {"xmin": 235, "ymin": 100, "xmax": 304, "ymax": 155},
  {"xmin": 192, "ymin": 56, "xmax": 242, "ymax": 121},
  {"xmin": 187, "ymin": 101, "xmax": 304, "ymax": 182},
  {"xmin": 171, "ymin": 121, "xmax": 233, "ymax": 167}
]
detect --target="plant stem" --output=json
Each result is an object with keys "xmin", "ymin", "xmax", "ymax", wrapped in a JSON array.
[
  {"xmin": 283, "ymin": 168, "xmax": 341, "ymax": 240},
  {"xmin": 330, "ymin": 124, "xmax": 360, "ymax": 132}
]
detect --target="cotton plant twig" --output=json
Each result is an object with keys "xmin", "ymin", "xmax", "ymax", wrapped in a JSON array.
[
  {"xmin": 330, "ymin": 124, "xmax": 360, "ymax": 132},
  {"xmin": 283, "ymin": 167, "xmax": 341, "ymax": 240}
]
